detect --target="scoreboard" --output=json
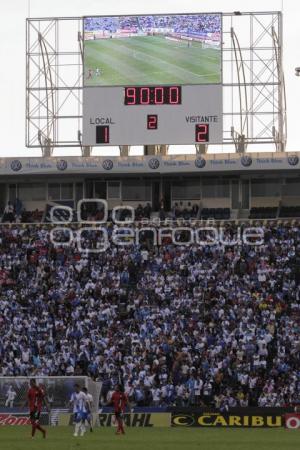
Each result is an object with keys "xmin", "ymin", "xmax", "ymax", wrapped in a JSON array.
[
  {"xmin": 83, "ymin": 85, "xmax": 222, "ymax": 145},
  {"xmin": 82, "ymin": 13, "xmax": 223, "ymax": 146}
]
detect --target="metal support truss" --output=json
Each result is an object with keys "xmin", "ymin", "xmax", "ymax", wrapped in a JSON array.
[
  {"xmin": 26, "ymin": 17, "xmax": 83, "ymax": 149},
  {"xmin": 26, "ymin": 12, "xmax": 287, "ymax": 153},
  {"xmin": 222, "ymin": 11, "xmax": 286, "ymax": 151}
]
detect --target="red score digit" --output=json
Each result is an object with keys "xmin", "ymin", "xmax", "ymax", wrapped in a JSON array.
[
  {"xmin": 195, "ymin": 124, "xmax": 209, "ymax": 142},
  {"xmin": 147, "ymin": 115, "xmax": 158, "ymax": 130},
  {"xmin": 96, "ymin": 125, "xmax": 110, "ymax": 144}
]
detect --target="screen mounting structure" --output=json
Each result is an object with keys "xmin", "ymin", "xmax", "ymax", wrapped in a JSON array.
[
  {"xmin": 26, "ymin": 11, "xmax": 286, "ymax": 154},
  {"xmin": 82, "ymin": 13, "xmax": 223, "ymax": 146}
]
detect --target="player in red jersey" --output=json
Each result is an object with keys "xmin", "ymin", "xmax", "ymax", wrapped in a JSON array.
[
  {"xmin": 25, "ymin": 379, "xmax": 48, "ymax": 438},
  {"xmin": 111, "ymin": 384, "xmax": 128, "ymax": 435}
]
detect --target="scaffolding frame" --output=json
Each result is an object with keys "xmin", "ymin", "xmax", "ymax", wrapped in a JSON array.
[{"xmin": 26, "ymin": 11, "xmax": 286, "ymax": 154}]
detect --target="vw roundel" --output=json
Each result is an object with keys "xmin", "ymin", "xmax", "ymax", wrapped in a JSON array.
[
  {"xmin": 102, "ymin": 159, "xmax": 114, "ymax": 170},
  {"xmin": 56, "ymin": 159, "xmax": 68, "ymax": 171},
  {"xmin": 195, "ymin": 158, "xmax": 206, "ymax": 169},
  {"xmin": 241, "ymin": 155, "xmax": 253, "ymax": 167},
  {"xmin": 10, "ymin": 160, "xmax": 22, "ymax": 172},
  {"xmin": 148, "ymin": 158, "xmax": 160, "ymax": 170},
  {"xmin": 287, "ymin": 155, "xmax": 299, "ymax": 166}
]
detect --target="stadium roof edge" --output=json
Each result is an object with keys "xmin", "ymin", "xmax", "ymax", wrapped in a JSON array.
[{"xmin": 26, "ymin": 11, "xmax": 282, "ymax": 21}]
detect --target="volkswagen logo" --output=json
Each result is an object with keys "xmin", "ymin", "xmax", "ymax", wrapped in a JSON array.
[
  {"xmin": 56, "ymin": 159, "xmax": 68, "ymax": 171},
  {"xmin": 10, "ymin": 160, "xmax": 22, "ymax": 172},
  {"xmin": 102, "ymin": 159, "xmax": 114, "ymax": 170},
  {"xmin": 288, "ymin": 155, "xmax": 299, "ymax": 166},
  {"xmin": 148, "ymin": 158, "xmax": 160, "ymax": 170},
  {"xmin": 195, "ymin": 158, "xmax": 206, "ymax": 169},
  {"xmin": 241, "ymin": 155, "xmax": 252, "ymax": 167}
]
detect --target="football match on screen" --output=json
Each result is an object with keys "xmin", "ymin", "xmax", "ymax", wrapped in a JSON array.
[
  {"xmin": 0, "ymin": 1, "xmax": 300, "ymax": 450},
  {"xmin": 83, "ymin": 14, "xmax": 222, "ymax": 86}
]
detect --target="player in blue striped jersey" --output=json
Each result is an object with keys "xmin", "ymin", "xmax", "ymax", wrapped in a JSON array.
[{"xmin": 69, "ymin": 384, "xmax": 88, "ymax": 437}]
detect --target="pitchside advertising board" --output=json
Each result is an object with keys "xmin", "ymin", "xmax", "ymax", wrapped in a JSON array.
[
  {"xmin": 58, "ymin": 413, "xmax": 170, "ymax": 427},
  {"xmin": 0, "ymin": 413, "xmax": 49, "ymax": 426},
  {"xmin": 171, "ymin": 412, "xmax": 282, "ymax": 427},
  {"xmin": 57, "ymin": 410, "xmax": 298, "ymax": 428},
  {"xmin": 170, "ymin": 408, "xmax": 296, "ymax": 428},
  {"xmin": 82, "ymin": 13, "xmax": 223, "ymax": 146},
  {"xmin": 285, "ymin": 413, "xmax": 300, "ymax": 429},
  {"xmin": 2, "ymin": 411, "xmax": 300, "ymax": 428}
]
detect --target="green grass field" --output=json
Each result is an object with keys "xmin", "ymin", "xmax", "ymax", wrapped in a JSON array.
[
  {"xmin": 1, "ymin": 427, "xmax": 299, "ymax": 450},
  {"xmin": 84, "ymin": 36, "xmax": 221, "ymax": 86}
]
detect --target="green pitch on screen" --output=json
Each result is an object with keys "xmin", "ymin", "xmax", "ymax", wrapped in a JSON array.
[{"xmin": 84, "ymin": 36, "xmax": 221, "ymax": 86}]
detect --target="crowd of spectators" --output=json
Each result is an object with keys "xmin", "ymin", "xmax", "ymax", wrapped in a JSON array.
[
  {"xmin": 0, "ymin": 221, "xmax": 300, "ymax": 409},
  {"xmin": 1, "ymin": 200, "xmax": 43, "ymax": 223},
  {"xmin": 1, "ymin": 200, "xmax": 202, "ymax": 224},
  {"xmin": 84, "ymin": 14, "xmax": 221, "ymax": 35}
]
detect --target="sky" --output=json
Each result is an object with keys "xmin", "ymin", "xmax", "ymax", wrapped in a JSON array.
[{"xmin": 0, "ymin": 0, "xmax": 299, "ymax": 157}]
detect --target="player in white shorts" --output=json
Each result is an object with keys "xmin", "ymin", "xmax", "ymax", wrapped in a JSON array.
[
  {"xmin": 69, "ymin": 384, "xmax": 88, "ymax": 437},
  {"xmin": 82, "ymin": 387, "xmax": 94, "ymax": 432}
]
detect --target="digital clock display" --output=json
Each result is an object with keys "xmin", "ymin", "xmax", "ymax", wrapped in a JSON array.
[{"xmin": 124, "ymin": 86, "xmax": 182, "ymax": 106}]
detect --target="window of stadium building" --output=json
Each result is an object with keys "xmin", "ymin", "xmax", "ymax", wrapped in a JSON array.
[
  {"xmin": 18, "ymin": 183, "xmax": 46, "ymax": 202},
  {"xmin": 202, "ymin": 179, "xmax": 230, "ymax": 198},
  {"xmin": 61, "ymin": 183, "xmax": 73, "ymax": 200},
  {"xmin": 48, "ymin": 183, "xmax": 74, "ymax": 201},
  {"xmin": 251, "ymin": 179, "xmax": 281, "ymax": 197},
  {"xmin": 282, "ymin": 178, "xmax": 300, "ymax": 196},
  {"xmin": 172, "ymin": 180, "xmax": 201, "ymax": 200},
  {"xmin": 122, "ymin": 180, "xmax": 151, "ymax": 201},
  {"xmin": 107, "ymin": 181, "xmax": 121, "ymax": 199},
  {"xmin": 8, "ymin": 184, "xmax": 17, "ymax": 202},
  {"xmin": 94, "ymin": 181, "xmax": 107, "ymax": 199},
  {"xmin": 75, "ymin": 182, "xmax": 84, "ymax": 202}
]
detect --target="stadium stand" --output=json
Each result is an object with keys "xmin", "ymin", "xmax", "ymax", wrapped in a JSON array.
[
  {"xmin": 0, "ymin": 222, "xmax": 299, "ymax": 410},
  {"xmin": 200, "ymin": 208, "xmax": 230, "ymax": 220},
  {"xmin": 249, "ymin": 207, "xmax": 278, "ymax": 219},
  {"xmin": 84, "ymin": 14, "xmax": 221, "ymax": 35},
  {"xmin": 279, "ymin": 206, "xmax": 300, "ymax": 218}
]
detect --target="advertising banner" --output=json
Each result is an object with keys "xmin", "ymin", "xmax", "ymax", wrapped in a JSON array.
[
  {"xmin": 58, "ymin": 413, "xmax": 98, "ymax": 427},
  {"xmin": 59, "ymin": 412, "xmax": 170, "ymax": 427},
  {"xmin": 285, "ymin": 414, "xmax": 300, "ymax": 429},
  {"xmin": 171, "ymin": 410, "xmax": 285, "ymax": 428},
  {"xmin": 0, "ymin": 153, "xmax": 299, "ymax": 176},
  {"xmin": 98, "ymin": 413, "xmax": 170, "ymax": 427},
  {"xmin": 0, "ymin": 413, "xmax": 49, "ymax": 426}
]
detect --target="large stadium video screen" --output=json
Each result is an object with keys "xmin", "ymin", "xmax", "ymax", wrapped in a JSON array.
[{"xmin": 83, "ymin": 13, "xmax": 222, "ymax": 87}]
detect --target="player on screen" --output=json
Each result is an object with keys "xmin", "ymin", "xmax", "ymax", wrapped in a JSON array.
[
  {"xmin": 95, "ymin": 68, "xmax": 101, "ymax": 77},
  {"xmin": 111, "ymin": 384, "xmax": 129, "ymax": 435},
  {"xmin": 69, "ymin": 384, "xmax": 88, "ymax": 437},
  {"xmin": 25, "ymin": 379, "xmax": 47, "ymax": 439},
  {"xmin": 82, "ymin": 387, "xmax": 94, "ymax": 432},
  {"xmin": 87, "ymin": 69, "xmax": 93, "ymax": 80}
]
